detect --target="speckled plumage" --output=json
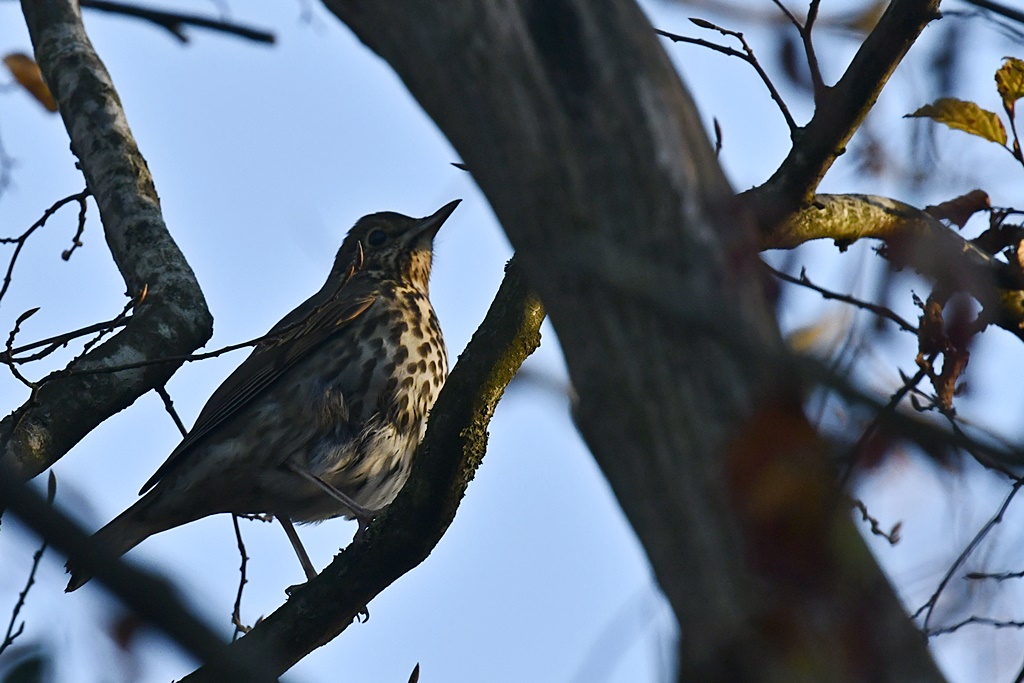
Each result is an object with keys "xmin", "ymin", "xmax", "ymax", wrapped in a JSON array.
[{"xmin": 66, "ymin": 201, "xmax": 458, "ymax": 591}]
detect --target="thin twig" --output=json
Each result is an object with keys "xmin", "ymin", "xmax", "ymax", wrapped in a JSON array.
[
  {"xmin": 656, "ymin": 23, "xmax": 798, "ymax": 134},
  {"xmin": 0, "ymin": 473, "xmax": 56, "ymax": 656},
  {"xmin": 767, "ymin": 264, "xmax": 919, "ymax": 333},
  {"xmin": 852, "ymin": 498, "xmax": 901, "ymax": 545},
  {"xmin": 155, "ymin": 385, "xmax": 188, "ymax": 437},
  {"xmin": 61, "ymin": 191, "xmax": 89, "ymax": 260},
  {"xmin": 157, "ymin": 380, "xmax": 251, "ymax": 640},
  {"xmin": 1, "ymin": 314, "xmax": 129, "ymax": 364},
  {"xmin": 40, "ymin": 254, "xmax": 362, "ymax": 383},
  {"xmin": 913, "ymin": 478, "xmax": 1024, "ymax": 630},
  {"xmin": 838, "ymin": 365, "xmax": 927, "ymax": 487},
  {"xmin": 927, "ymin": 614, "xmax": 1024, "ymax": 637},
  {"xmin": 771, "ymin": 0, "xmax": 826, "ymax": 101},
  {"xmin": 78, "ymin": 0, "xmax": 275, "ymax": 44},
  {"xmin": 0, "ymin": 189, "xmax": 90, "ymax": 306},
  {"xmin": 230, "ymin": 514, "xmax": 251, "ymax": 640},
  {"xmin": 965, "ymin": 569, "xmax": 1024, "ymax": 581},
  {"xmin": 5, "ymin": 309, "xmax": 41, "ymax": 390}
]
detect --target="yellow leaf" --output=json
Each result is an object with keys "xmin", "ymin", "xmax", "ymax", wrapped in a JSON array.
[
  {"xmin": 996, "ymin": 57, "xmax": 1024, "ymax": 113},
  {"xmin": 3, "ymin": 52, "xmax": 57, "ymax": 113},
  {"xmin": 906, "ymin": 97, "xmax": 1007, "ymax": 146}
]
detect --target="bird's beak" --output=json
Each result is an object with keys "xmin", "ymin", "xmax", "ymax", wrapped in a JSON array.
[{"xmin": 413, "ymin": 199, "xmax": 461, "ymax": 241}]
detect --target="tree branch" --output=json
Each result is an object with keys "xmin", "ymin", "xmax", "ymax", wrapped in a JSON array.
[
  {"xmin": 0, "ymin": 464, "xmax": 279, "ymax": 683},
  {"xmin": 181, "ymin": 258, "xmax": 544, "ymax": 680},
  {"xmin": 78, "ymin": 0, "xmax": 275, "ymax": 44},
  {"xmin": 313, "ymin": 1, "xmax": 945, "ymax": 680},
  {"xmin": 766, "ymin": 193, "xmax": 1024, "ymax": 340},
  {"xmin": 4, "ymin": 0, "xmax": 214, "ymax": 481},
  {"xmin": 745, "ymin": 0, "xmax": 942, "ymax": 228}
]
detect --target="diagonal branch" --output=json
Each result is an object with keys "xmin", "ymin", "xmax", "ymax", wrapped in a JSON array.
[
  {"xmin": 180, "ymin": 258, "xmax": 544, "ymax": 681},
  {"xmin": 765, "ymin": 193, "xmax": 1024, "ymax": 341},
  {"xmin": 4, "ymin": 0, "xmax": 213, "ymax": 482},
  {"xmin": 78, "ymin": 0, "xmax": 276, "ymax": 44},
  {"xmin": 745, "ymin": 0, "xmax": 942, "ymax": 229}
]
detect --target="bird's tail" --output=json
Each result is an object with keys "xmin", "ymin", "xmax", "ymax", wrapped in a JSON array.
[{"xmin": 65, "ymin": 504, "xmax": 155, "ymax": 592}]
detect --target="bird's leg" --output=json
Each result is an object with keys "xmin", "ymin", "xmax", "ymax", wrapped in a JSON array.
[{"xmin": 277, "ymin": 513, "xmax": 317, "ymax": 581}]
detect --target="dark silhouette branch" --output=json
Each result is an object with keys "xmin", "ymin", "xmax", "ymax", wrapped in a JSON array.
[
  {"xmin": 78, "ymin": 0, "xmax": 275, "ymax": 44},
  {"xmin": 0, "ymin": 464, "xmax": 279, "ymax": 683}
]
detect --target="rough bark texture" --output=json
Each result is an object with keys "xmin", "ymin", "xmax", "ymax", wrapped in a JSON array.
[
  {"xmin": 317, "ymin": 1, "xmax": 947, "ymax": 680},
  {"xmin": 771, "ymin": 194, "xmax": 1024, "ymax": 341},
  {"xmin": 182, "ymin": 259, "xmax": 544, "ymax": 681},
  {"xmin": 4, "ymin": 0, "xmax": 213, "ymax": 481}
]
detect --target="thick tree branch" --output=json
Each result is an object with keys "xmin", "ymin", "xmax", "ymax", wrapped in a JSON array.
[
  {"xmin": 745, "ymin": 0, "xmax": 942, "ymax": 228},
  {"xmin": 4, "ymin": 0, "xmax": 213, "ymax": 481},
  {"xmin": 181, "ymin": 258, "xmax": 544, "ymax": 680},
  {"xmin": 768, "ymin": 194, "xmax": 1024, "ymax": 340},
  {"xmin": 315, "ymin": 1, "xmax": 945, "ymax": 680}
]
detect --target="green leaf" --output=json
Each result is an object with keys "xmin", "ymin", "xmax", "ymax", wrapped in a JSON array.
[
  {"xmin": 905, "ymin": 98, "xmax": 1008, "ymax": 145},
  {"xmin": 995, "ymin": 57, "xmax": 1024, "ymax": 113}
]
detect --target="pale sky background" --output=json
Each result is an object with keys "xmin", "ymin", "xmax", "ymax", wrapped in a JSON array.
[{"xmin": 2, "ymin": 1, "xmax": 1024, "ymax": 682}]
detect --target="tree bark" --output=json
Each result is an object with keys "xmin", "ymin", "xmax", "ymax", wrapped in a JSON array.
[
  {"xmin": 4, "ymin": 0, "xmax": 213, "ymax": 482},
  {"xmin": 321, "ymin": 1, "xmax": 946, "ymax": 680}
]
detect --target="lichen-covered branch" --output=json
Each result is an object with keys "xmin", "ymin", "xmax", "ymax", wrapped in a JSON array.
[
  {"xmin": 180, "ymin": 259, "xmax": 544, "ymax": 681},
  {"xmin": 767, "ymin": 193, "xmax": 1024, "ymax": 339},
  {"xmin": 4, "ymin": 0, "xmax": 213, "ymax": 481}
]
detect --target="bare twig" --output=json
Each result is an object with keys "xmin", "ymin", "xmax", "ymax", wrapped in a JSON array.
[
  {"xmin": 657, "ymin": 23, "xmax": 798, "ymax": 134},
  {"xmin": 913, "ymin": 478, "xmax": 1024, "ymax": 630},
  {"xmin": 61, "ymin": 192, "xmax": 89, "ymax": 260},
  {"xmin": 965, "ymin": 569, "xmax": 1024, "ymax": 581},
  {"xmin": 5, "ymin": 308, "xmax": 41, "ymax": 390},
  {"xmin": 767, "ymin": 264, "xmax": 919, "ymax": 333},
  {"xmin": 0, "ymin": 189, "xmax": 90, "ymax": 306},
  {"xmin": 230, "ymin": 514, "xmax": 251, "ymax": 640},
  {"xmin": 0, "ymin": 472, "xmax": 55, "ymax": 656},
  {"xmin": 927, "ymin": 614, "xmax": 1024, "ymax": 637},
  {"xmin": 78, "ymin": 0, "xmax": 275, "ymax": 44},
  {"xmin": 852, "ymin": 498, "xmax": 901, "ymax": 545},
  {"xmin": 771, "ymin": 0, "xmax": 826, "ymax": 101}
]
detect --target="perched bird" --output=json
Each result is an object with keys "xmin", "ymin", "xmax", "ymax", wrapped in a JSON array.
[{"xmin": 66, "ymin": 200, "xmax": 459, "ymax": 591}]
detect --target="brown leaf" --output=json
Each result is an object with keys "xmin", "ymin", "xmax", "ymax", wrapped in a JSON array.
[
  {"xmin": 925, "ymin": 189, "xmax": 991, "ymax": 228},
  {"xmin": 906, "ymin": 98, "xmax": 1007, "ymax": 146},
  {"xmin": 3, "ymin": 52, "xmax": 57, "ymax": 113},
  {"xmin": 996, "ymin": 57, "xmax": 1024, "ymax": 114}
]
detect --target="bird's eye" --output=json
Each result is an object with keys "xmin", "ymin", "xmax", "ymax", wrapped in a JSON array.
[{"xmin": 367, "ymin": 230, "xmax": 388, "ymax": 247}]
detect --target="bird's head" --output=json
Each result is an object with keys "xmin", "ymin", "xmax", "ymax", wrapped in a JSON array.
[{"xmin": 332, "ymin": 199, "xmax": 461, "ymax": 291}]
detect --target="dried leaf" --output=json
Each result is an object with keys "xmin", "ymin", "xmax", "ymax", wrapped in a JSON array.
[
  {"xmin": 996, "ymin": 57, "xmax": 1024, "ymax": 114},
  {"xmin": 906, "ymin": 98, "xmax": 1007, "ymax": 146},
  {"xmin": 925, "ymin": 189, "xmax": 991, "ymax": 229},
  {"xmin": 3, "ymin": 52, "xmax": 57, "ymax": 113}
]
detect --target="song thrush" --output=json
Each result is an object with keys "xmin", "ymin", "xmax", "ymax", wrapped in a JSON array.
[{"xmin": 66, "ymin": 200, "xmax": 459, "ymax": 591}]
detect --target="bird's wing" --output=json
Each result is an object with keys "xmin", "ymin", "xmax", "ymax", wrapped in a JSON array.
[{"xmin": 139, "ymin": 279, "xmax": 376, "ymax": 495}]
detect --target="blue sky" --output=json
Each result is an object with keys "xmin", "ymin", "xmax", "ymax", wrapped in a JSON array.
[{"xmin": 3, "ymin": 1, "xmax": 1024, "ymax": 682}]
